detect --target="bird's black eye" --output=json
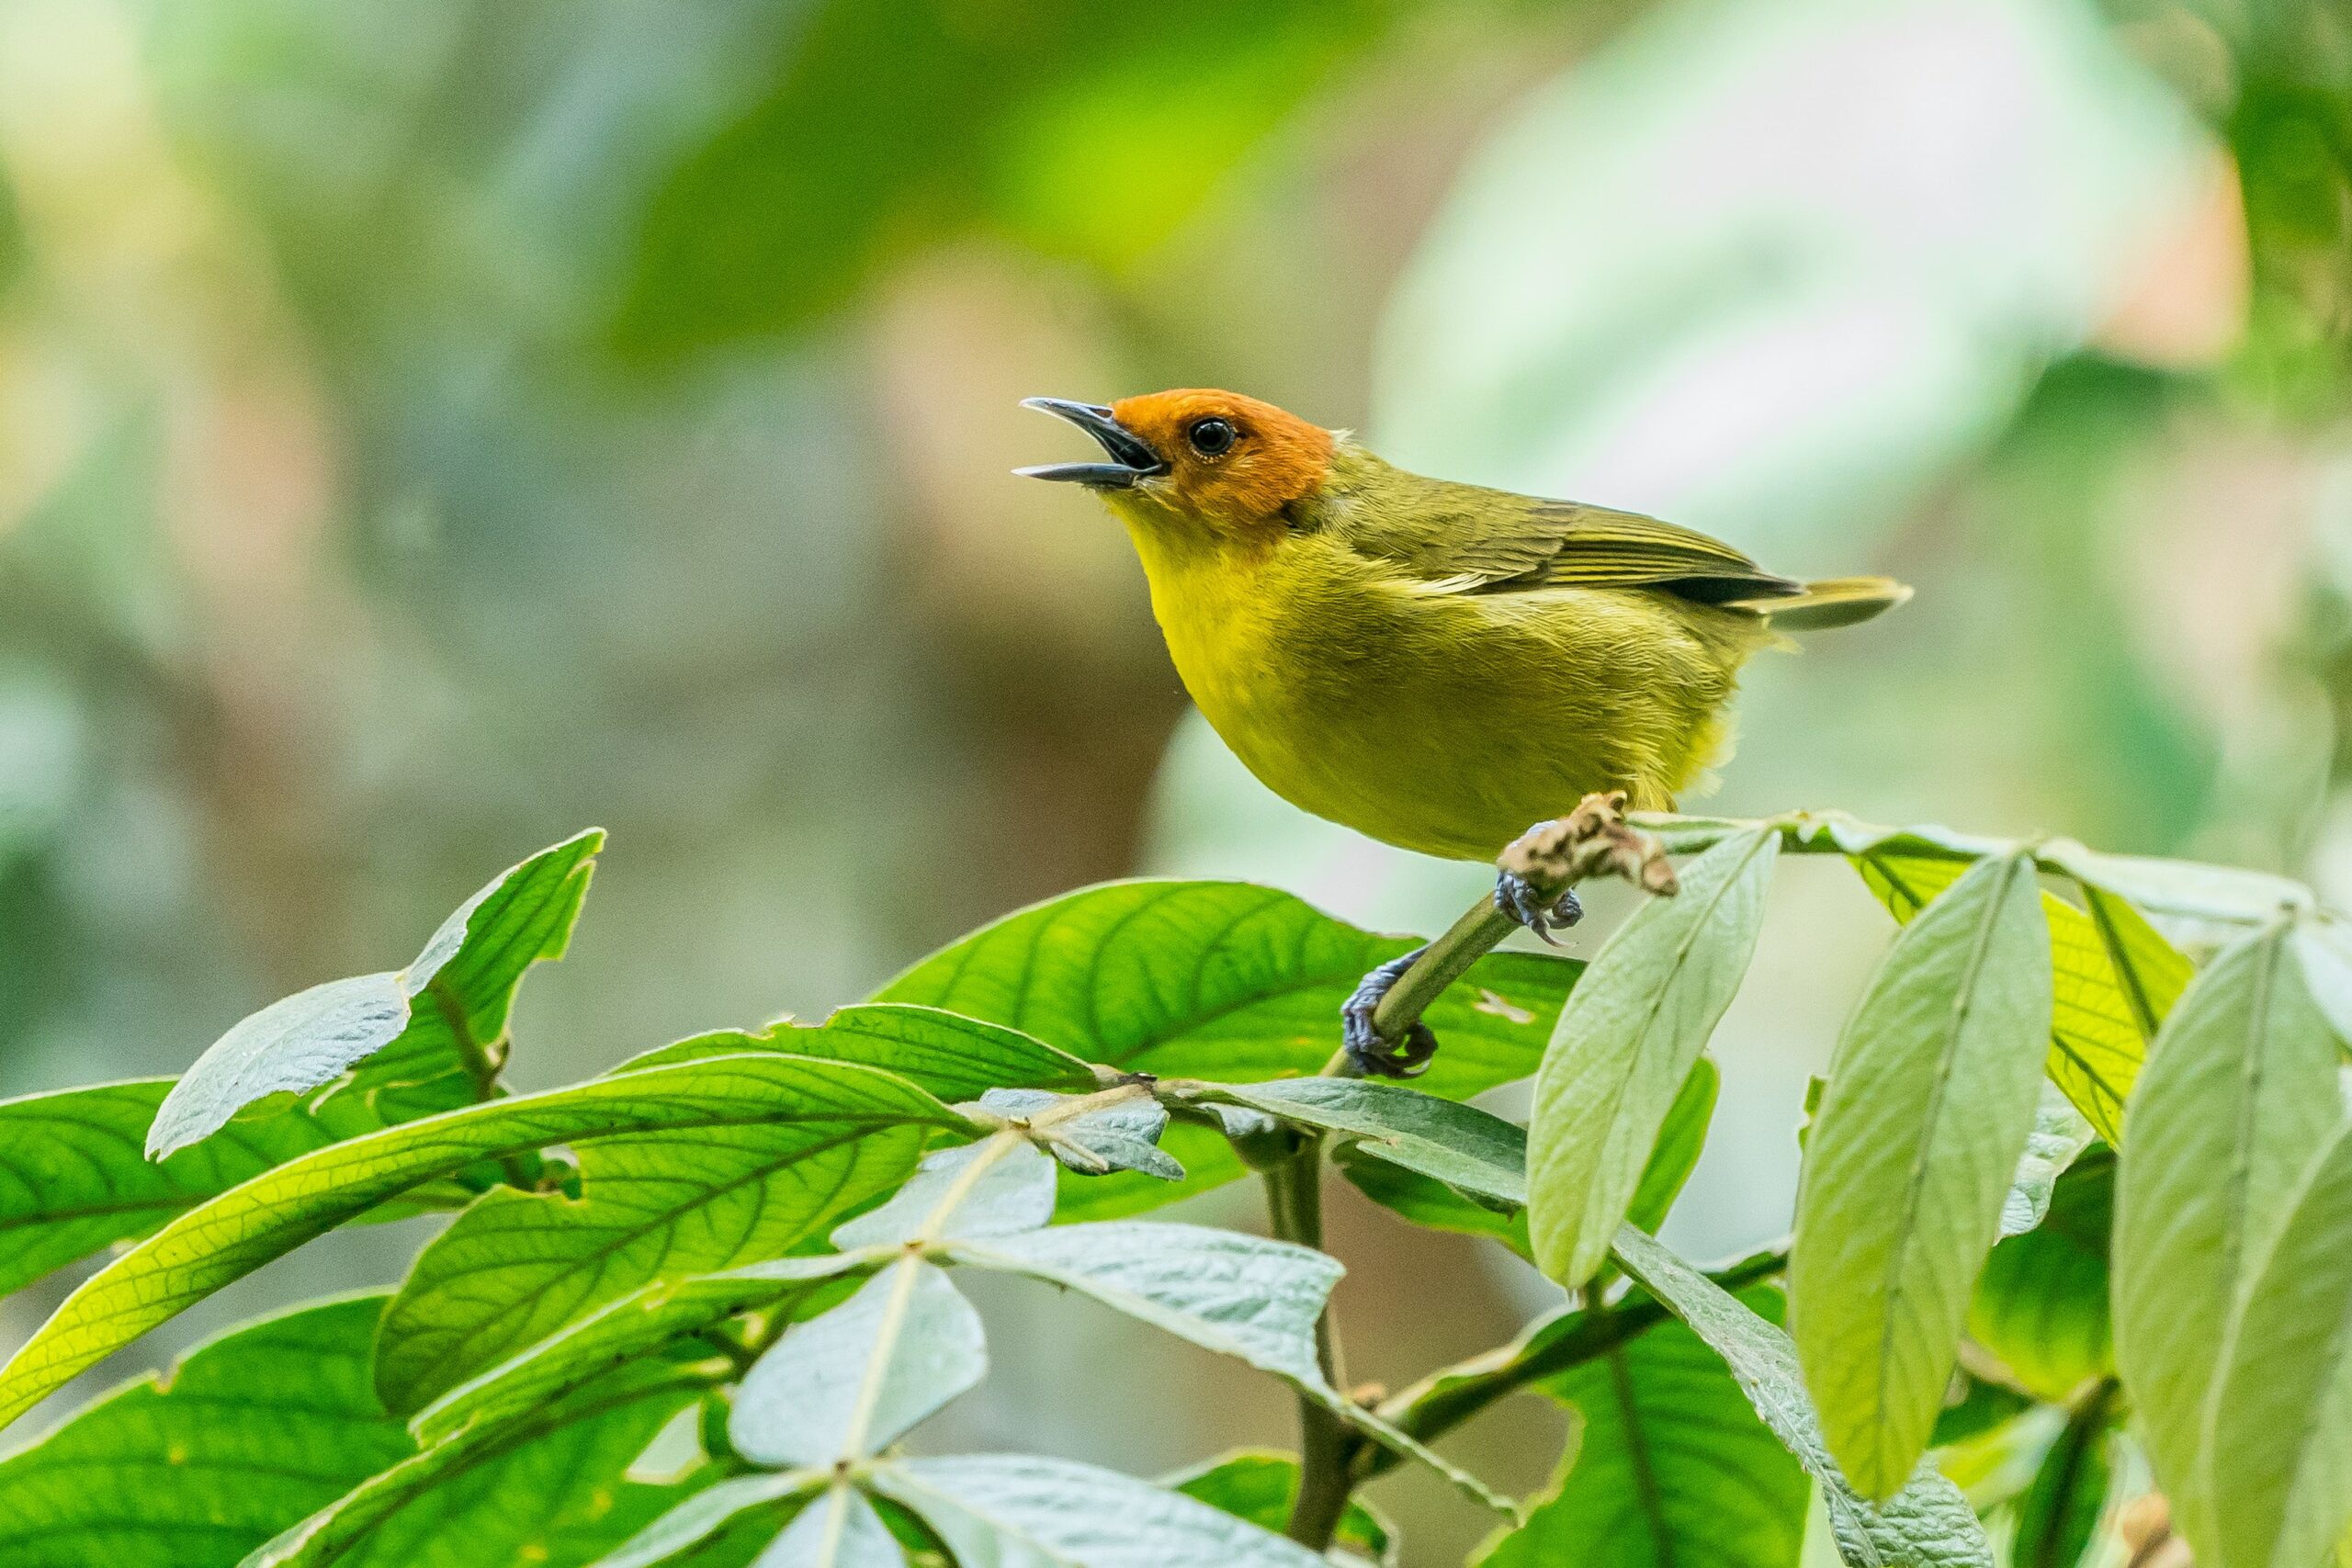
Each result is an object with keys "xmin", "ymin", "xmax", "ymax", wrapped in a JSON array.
[{"xmin": 1187, "ymin": 417, "xmax": 1237, "ymax": 457}]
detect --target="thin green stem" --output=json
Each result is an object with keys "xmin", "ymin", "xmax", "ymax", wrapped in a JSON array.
[
  {"xmin": 422, "ymin": 974, "xmax": 538, "ymax": 1190},
  {"xmin": 1264, "ymin": 1144, "xmax": 1358, "ymax": 1551}
]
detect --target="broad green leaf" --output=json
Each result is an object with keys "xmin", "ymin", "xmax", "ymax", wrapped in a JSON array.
[
  {"xmin": 251, "ymin": 1368, "xmax": 702, "ymax": 1568},
  {"xmin": 1203, "ymin": 1077, "xmax": 1526, "ymax": 1208},
  {"xmin": 947, "ymin": 1219, "xmax": 1508, "ymax": 1517},
  {"xmin": 2012, "ymin": 1385, "xmax": 2117, "ymax": 1568},
  {"xmin": 0, "ymin": 1296, "xmax": 411, "ymax": 1568},
  {"xmin": 2209, "ymin": 1119, "xmax": 2352, "ymax": 1568},
  {"xmin": 1530, "ymin": 829, "xmax": 1779, "ymax": 1289},
  {"xmin": 1165, "ymin": 1450, "xmax": 1392, "ymax": 1564},
  {"xmin": 731, "ymin": 1263, "xmax": 986, "ymax": 1466},
  {"xmin": 149, "ymin": 831, "xmax": 602, "ymax": 1157},
  {"xmin": 1855, "ymin": 844, "xmax": 2190, "ymax": 1145},
  {"xmin": 614, "ymin": 1004, "xmax": 1097, "ymax": 1103},
  {"xmin": 1792, "ymin": 851, "xmax": 2052, "ymax": 1500},
  {"xmin": 972, "ymin": 1088, "xmax": 1184, "ymax": 1180},
  {"xmin": 375, "ymin": 1049, "xmax": 951, "ymax": 1411},
  {"xmin": 416, "ymin": 1254, "xmax": 872, "ymax": 1447},
  {"xmin": 752, "ymin": 1484, "xmax": 905, "ymax": 1568},
  {"xmin": 2003, "ymin": 1085, "xmax": 2097, "ymax": 1237},
  {"xmin": 0, "ymin": 1080, "xmax": 357, "ymax": 1299},
  {"xmin": 1611, "ymin": 1228, "xmax": 1995, "ymax": 1568},
  {"xmin": 1335, "ymin": 1152, "xmax": 1531, "ymax": 1258},
  {"xmin": 869, "ymin": 1453, "xmax": 1328, "ymax": 1568},
  {"xmin": 1334, "ymin": 1058, "xmax": 1713, "ymax": 1255},
  {"xmin": 2041, "ymin": 842, "xmax": 2313, "ymax": 932},
  {"xmin": 593, "ymin": 1472, "xmax": 820, "ymax": 1568},
  {"xmin": 1480, "ymin": 1286, "xmax": 1808, "ymax": 1568},
  {"xmin": 1628, "ymin": 1056, "xmax": 1718, "ymax": 1235},
  {"xmin": 875, "ymin": 880, "xmax": 1577, "ymax": 1217},
  {"xmin": 833, "ymin": 1138, "xmax": 1058, "ymax": 1248},
  {"xmin": 1973, "ymin": 1149, "xmax": 2113, "ymax": 1402},
  {"xmin": 0, "ymin": 1055, "xmax": 962, "ymax": 1434},
  {"xmin": 2113, "ymin": 920, "xmax": 2341, "ymax": 1551}
]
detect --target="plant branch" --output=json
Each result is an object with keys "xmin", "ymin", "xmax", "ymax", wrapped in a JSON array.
[
  {"xmin": 1353, "ymin": 1246, "xmax": 1788, "ymax": 1483},
  {"xmin": 1263, "ymin": 1144, "xmax": 1360, "ymax": 1551}
]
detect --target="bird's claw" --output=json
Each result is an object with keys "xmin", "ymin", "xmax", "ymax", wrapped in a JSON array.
[
  {"xmin": 1340, "ymin": 946, "xmax": 1438, "ymax": 1078},
  {"xmin": 1495, "ymin": 873, "xmax": 1584, "ymax": 944}
]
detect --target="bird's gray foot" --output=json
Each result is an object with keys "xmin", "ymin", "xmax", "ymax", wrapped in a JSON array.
[
  {"xmin": 1495, "ymin": 857, "xmax": 1585, "ymax": 945},
  {"xmin": 1340, "ymin": 946, "xmax": 1438, "ymax": 1079}
]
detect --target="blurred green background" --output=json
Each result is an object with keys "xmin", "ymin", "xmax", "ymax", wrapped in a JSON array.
[{"xmin": 0, "ymin": 0, "xmax": 2346, "ymax": 1559}]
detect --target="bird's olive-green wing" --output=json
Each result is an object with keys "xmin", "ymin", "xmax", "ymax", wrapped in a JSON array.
[{"xmin": 1334, "ymin": 473, "xmax": 1802, "ymax": 604}]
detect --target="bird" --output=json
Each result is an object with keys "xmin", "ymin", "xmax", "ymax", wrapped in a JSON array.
[{"xmin": 1019, "ymin": 388, "xmax": 1908, "ymax": 1073}]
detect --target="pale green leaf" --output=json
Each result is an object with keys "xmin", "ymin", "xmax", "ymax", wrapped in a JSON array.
[
  {"xmin": 869, "ymin": 1453, "xmax": 1328, "ymax": 1568},
  {"xmin": 0, "ymin": 1297, "xmax": 410, "ymax": 1568},
  {"xmin": 1611, "ymin": 1228, "xmax": 1995, "ymax": 1568},
  {"xmin": 1628, "ymin": 1056, "xmax": 1718, "ymax": 1235},
  {"xmin": 2210, "ymin": 1119, "xmax": 2352, "ymax": 1568},
  {"xmin": 2003, "ymin": 1084, "xmax": 2096, "ymax": 1237},
  {"xmin": 833, "ymin": 1137, "xmax": 1058, "ymax": 1247},
  {"xmin": 753, "ymin": 1485, "xmax": 905, "ymax": 1568},
  {"xmin": 874, "ymin": 880, "xmax": 1577, "ymax": 1218},
  {"xmin": 1792, "ymin": 851, "xmax": 2052, "ymax": 1500},
  {"xmin": 0, "ymin": 1055, "xmax": 961, "ymax": 1435},
  {"xmin": 1530, "ymin": 829, "xmax": 1779, "ymax": 1289},
  {"xmin": 591, "ymin": 1472, "xmax": 820, "ymax": 1568},
  {"xmin": 1164, "ymin": 1450, "xmax": 1392, "ymax": 1564},
  {"xmin": 151, "ymin": 832, "xmax": 602, "ymax": 1157},
  {"xmin": 1479, "ymin": 1286, "xmax": 1808, "ymax": 1568},
  {"xmin": 2113, "ymin": 920, "xmax": 2341, "ymax": 1551},
  {"xmin": 972, "ymin": 1088, "xmax": 1183, "ymax": 1180},
  {"xmin": 1202, "ymin": 1078, "xmax": 1526, "ymax": 1208},
  {"xmin": 730, "ymin": 1263, "xmax": 986, "ymax": 1466}
]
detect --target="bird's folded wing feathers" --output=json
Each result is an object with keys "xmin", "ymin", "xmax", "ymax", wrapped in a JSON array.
[{"xmin": 1352, "ymin": 489, "xmax": 1803, "ymax": 604}]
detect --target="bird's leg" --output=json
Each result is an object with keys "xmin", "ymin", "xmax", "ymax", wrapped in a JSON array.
[
  {"xmin": 1340, "ymin": 947, "xmax": 1440, "ymax": 1079},
  {"xmin": 1493, "ymin": 864, "xmax": 1584, "ymax": 944}
]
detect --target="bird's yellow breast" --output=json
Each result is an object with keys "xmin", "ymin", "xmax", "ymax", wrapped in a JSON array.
[{"xmin": 1119, "ymin": 513, "xmax": 1765, "ymax": 862}]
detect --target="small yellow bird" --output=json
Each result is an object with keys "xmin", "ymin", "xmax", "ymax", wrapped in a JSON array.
[{"xmin": 1021, "ymin": 389, "xmax": 1907, "ymax": 1070}]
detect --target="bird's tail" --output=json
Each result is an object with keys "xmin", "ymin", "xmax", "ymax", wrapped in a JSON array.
[{"xmin": 1735, "ymin": 575, "xmax": 1912, "ymax": 632}]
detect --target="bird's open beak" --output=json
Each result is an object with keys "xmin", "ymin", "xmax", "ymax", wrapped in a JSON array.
[{"xmin": 1014, "ymin": 398, "xmax": 1169, "ymax": 489}]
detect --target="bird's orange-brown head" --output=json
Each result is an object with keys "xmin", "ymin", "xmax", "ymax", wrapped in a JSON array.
[{"xmin": 1018, "ymin": 389, "xmax": 1335, "ymax": 527}]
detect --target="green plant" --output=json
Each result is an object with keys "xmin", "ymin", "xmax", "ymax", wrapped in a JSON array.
[{"xmin": 1, "ymin": 802, "xmax": 2347, "ymax": 1568}]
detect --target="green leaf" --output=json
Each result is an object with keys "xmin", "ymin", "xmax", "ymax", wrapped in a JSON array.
[
  {"xmin": 2012, "ymin": 1384, "xmax": 2117, "ymax": 1568},
  {"xmin": 833, "ymin": 1138, "xmax": 1059, "ymax": 1248},
  {"xmin": 1529, "ymin": 829, "xmax": 1779, "ymax": 1290},
  {"xmin": 1479, "ymin": 1286, "xmax": 1808, "ymax": 1568},
  {"xmin": 972, "ymin": 1088, "xmax": 1184, "ymax": 1180},
  {"xmin": 1628, "ymin": 1056, "xmax": 1719, "ymax": 1235},
  {"xmin": 1334, "ymin": 1152, "xmax": 1532, "ymax": 1258},
  {"xmin": 1202, "ymin": 1077, "xmax": 1527, "ymax": 1207},
  {"xmin": 415, "ymin": 1254, "xmax": 872, "ymax": 1448},
  {"xmin": 1611, "ymin": 1228, "xmax": 1995, "ymax": 1568},
  {"xmin": 149, "ymin": 831, "xmax": 602, "ymax": 1158},
  {"xmin": 1792, "ymin": 851, "xmax": 2052, "ymax": 1500},
  {"xmin": 593, "ymin": 1472, "xmax": 821, "ymax": 1568},
  {"xmin": 2002, "ymin": 1084, "xmax": 2097, "ymax": 1238},
  {"xmin": 751, "ymin": 1484, "xmax": 906, "ymax": 1568},
  {"xmin": 874, "ymin": 880, "xmax": 1577, "ymax": 1218},
  {"xmin": 1165, "ymin": 1450, "xmax": 1392, "ymax": 1564},
  {"xmin": 614, "ymin": 1004, "xmax": 1098, "ymax": 1104},
  {"xmin": 2209, "ymin": 1118, "xmax": 2352, "ymax": 1568},
  {"xmin": 0, "ymin": 1296, "xmax": 411, "ymax": 1568},
  {"xmin": 2113, "ymin": 920, "xmax": 2341, "ymax": 1552},
  {"xmin": 374, "ymin": 1043, "xmax": 958, "ymax": 1413},
  {"xmin": 868, "ymin": 1453, "xmax": 1328, "ymax": 1568},
  {"xmin": 0, "ymin": 1080, "xmax": 356, "ymax": 1299},
  {"xmin": 250, "ymin": 1368, "xmax": 703, "ymax": 1568},
  {"xmin": 2041, "ymin": 842, "xmax": 2313, "ymax": 932},
  {"xmin": 1854, "ymin": 842, "xmax": 2190, "ymax": 1145},
  {"xmin": 732, "ymin": 1263, "xmax": 986, "ymax": 1466},
  {"xmin": 0, "ymin": 1055, "xmax": 961, "ymax": 1435},
  {"xmin": 1973, "ymin": 1149, "xmax": 2113, "ymax": 1403}
]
